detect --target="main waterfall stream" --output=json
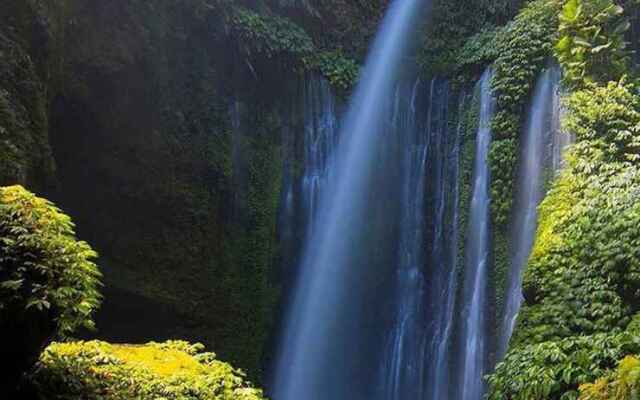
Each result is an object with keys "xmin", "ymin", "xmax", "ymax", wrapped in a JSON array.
[{"xmin": 272, "ymin": 0, "xmax": 428, "ymax": 399}]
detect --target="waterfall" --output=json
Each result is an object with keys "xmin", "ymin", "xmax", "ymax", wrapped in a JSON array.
[
  {"xmin": 276, "ymin": 74, "xmax": 339, "ymax": 299},
  {"xmin": 301, "ymin": 77, "xmax": 339, "ymax": 235},
  {"xmin": 380, "ymin": 79, "xmax": 429, "ymax": 400},
  {"xmin": 426, "ymin": 89, "xmax": 465, "ymax": 400},
  {"xmin": 459, "ymin": 68, "xmax": 495, "ymax": 400},
  {"xmin": 550, "ymin": 68, "xmax": 571, "ymax": 172},
  {"xmin": 379, "ymin": 78, "xmax": 460, "ymax": 400},
  {"xmin": 499, "ymin": 66, "xmax": 568, "ymax": 356},
  {"xmin": 271, "ymin": 1, "xmax": 427, "ymax": 398}
]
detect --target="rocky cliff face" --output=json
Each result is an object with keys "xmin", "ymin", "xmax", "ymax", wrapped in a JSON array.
[{"xmin": 0, "ymin": 0, "xmax": 391, "ymax": 380}]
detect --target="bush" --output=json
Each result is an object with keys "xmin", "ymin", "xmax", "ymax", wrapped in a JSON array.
[
  {"xmin": 579, "ymin": 356, "xmax": 640, "ymax": 399},
  {"xmin": 0, "ymin": 185, "xmax": 101, "ymax": 393},
  {"xmin": 488, "ymin": 332, "xmax": 640, "ymax": 400},
  {"xmin": 30, "ymin": 340, "xmax": 266, "ymax": 400}
]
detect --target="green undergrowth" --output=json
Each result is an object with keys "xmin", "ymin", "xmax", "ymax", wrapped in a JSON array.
[{"xmin": 30, "ymin": 340, "xmax": 265, "ymax": 400}]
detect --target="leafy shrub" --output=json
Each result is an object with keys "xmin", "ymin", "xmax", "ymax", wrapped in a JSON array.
[
  {"xmin": 564, "ymin": 79, "xmax": 640, "ymax": 165},
  {"xmin": 30, "ymin": 340, "xmax": 266, "ymax": 400},
  {"xmin": 230, "ymin": 8, "xmax": 314, "ymax": 59},
  {"xmin": 488, "ymin": 332, "xmax": 640, "ymax": 400},
  {"xmin": 0, "ymin": 185, "xmax": 101, "ymax": 392},
  {"xmin": 229, "ymin": 6, "xmax": 359, "ymax": 91},
  {"xmin": 556, "ymin": 0, "xmax": 631, "ymax": 87},
  {"xmin": 579, "ymin": 356, "xmax": 640, "ymax": 399},
  {"xmin": 303, "ymin": 50, "xmax": 359, "ymax": 91},
  {"xmin": 0, "ymin": 185, "xmax": 102, "ymax": 333}
]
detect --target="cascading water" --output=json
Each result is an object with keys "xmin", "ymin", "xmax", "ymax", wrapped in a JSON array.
[
  {"xmin": 458, "ymin": 68, "xmax": 495, "ymax": 400},
  {"xmin": 499, "ymin": 66, "xmax": 567, "ymax": 357},
  {"xmin": 277, "ymin": 75, "xmax": 340, "ymax": 299},
  {"xmin": 271, "ymin": 1, "xmax": 427, "ymax": 399},
  {"xmin": 426, "ymin": 89, "xmax": 465, "ymax": 400},
  {"xmin": 380, "ymin": 80, "xmax": 430, "ymax": 400},
  {"xmin": 301, "ymin": 77, "xmax": 340, "ymax": 234},
  {"xmin": 379, "ymin": 78, "xmax": 460, "ymax": 400},
  {"xmin": 551, "ymin": 69, "xmax": 571, "ymax": 172}
]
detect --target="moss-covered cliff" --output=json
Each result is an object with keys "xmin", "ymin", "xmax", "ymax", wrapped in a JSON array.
[{"xmin": 0, "ymin": 0, "xmax": 389, "ymax": 380}]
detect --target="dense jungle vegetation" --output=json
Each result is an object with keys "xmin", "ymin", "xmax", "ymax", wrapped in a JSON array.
[{"xmin": 2, "ymin": 0, "xmax": 640, "ymax": 398}]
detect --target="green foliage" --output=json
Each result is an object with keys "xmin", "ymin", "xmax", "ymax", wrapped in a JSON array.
[
  {"xmin": 0, "ymin": 31, "xmax": 54, "ymax": 187},
  {"xmin": 228, "ymin": 6, "xmax": 359, "ymax": 90},
  {"xmin": 0, "ymin": 185, "xmax": 101, "ymax": 335},
  {"xmin": 419, "ymin": 0, "xmax": 523, "ymax": 75},
  {"xmin": 556, "ymin": 0, "xmax": 631, "ymax": 87},
  {"xmin": 487, "ymin": 138, "xmax": 518, "ymax": 226},
  {"xmin": 579, "ymin": 355, "xmax": 640, "ymax": 399},
  {"xmin": 30, "ymin": 340, "xmax": 266, "ymax": 400},
  {"xmin": 456, "ymin": 27, "xmax": 506, "ymax": 79},
  {"xmin": 488, "ymin": 332, "xmax": 640, "ymax": 400},
  {"xmin": 490, "ymin": 0, "xmax": 561, "ymax": 229},
  {"xmin": 564, "ymin": 79, "xmax": 640, "ymax": 164},
  {"xmin": 514, "ymin": 81, "xmax": 640, "ymax": 346},
  {"xmin": 303, "ymin": 50, "xmax": 359, "ymax": 92},
  {"xmin": 231, "ymin": 7, "xmax": 314, "ymax": 59}
]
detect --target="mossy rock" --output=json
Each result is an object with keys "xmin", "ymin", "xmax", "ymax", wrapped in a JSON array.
[{"xmin": 30, "ymin": 340, "xmax": 266, "ymax": 400}]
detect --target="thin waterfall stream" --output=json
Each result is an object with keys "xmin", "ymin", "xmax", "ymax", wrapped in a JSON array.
[
  {"xmin": 458, "ymin": 68, "xmax": 495, "ymax": 400},
  {"xmin": 500, "ymin": 66, "xmax": 567, "ymax": 356}
]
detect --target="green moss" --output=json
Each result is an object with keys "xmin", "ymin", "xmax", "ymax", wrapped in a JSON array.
[
  {"xmin": 30, "ymin": 340, "xmax": 266, "ymax": 400},
  {"xmin": 0, "ymin": 32, "xmax": 54, "ymax": 187},
  {"xmin": 222, "ymin": 134, "xmax": 282, "ymax": 377},
  {"xmin": 454, "ymin": 85, "xmax": 479, "ymax": 315},
  {"xmin": 489, "ymin": 0, "xmax": 560, "ymax": 230}
]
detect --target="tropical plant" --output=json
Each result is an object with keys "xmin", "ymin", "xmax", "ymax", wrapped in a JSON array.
[
  {"xmin": 555, "ymin": 0, "xmax": 631, "ymax": 86},
  {"xmin": 0, "ymin": 185, "xmax": 101, "ymax": 393}
]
